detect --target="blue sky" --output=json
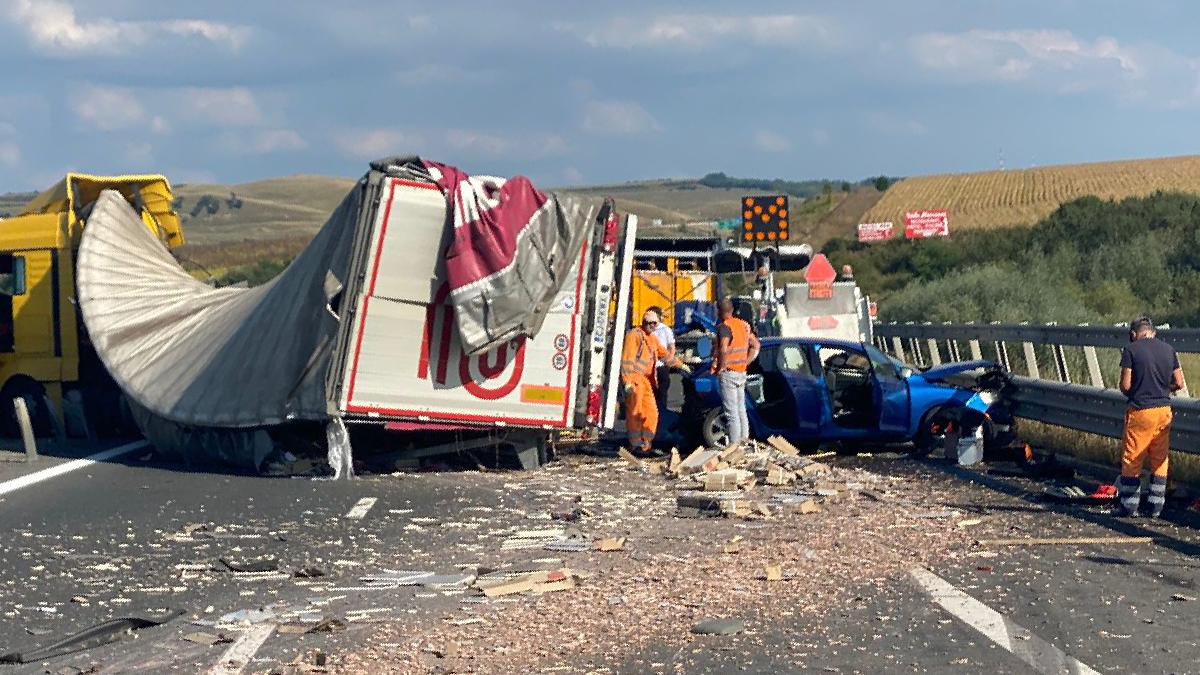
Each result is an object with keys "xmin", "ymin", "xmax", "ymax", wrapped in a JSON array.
[{"xmin": 2, "ymin": 0, "xmax": 1199, "ymax": 190}]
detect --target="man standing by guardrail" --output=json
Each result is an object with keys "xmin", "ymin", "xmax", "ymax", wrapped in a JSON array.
[{"xmin": 1117, "ymin": 317, "xmax": 1186, "ymax": 518}]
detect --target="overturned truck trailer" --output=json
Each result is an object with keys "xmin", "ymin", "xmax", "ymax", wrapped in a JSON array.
[{"xmin": 75, "ymin": 157, "xmax": 638, "ymax": 470}]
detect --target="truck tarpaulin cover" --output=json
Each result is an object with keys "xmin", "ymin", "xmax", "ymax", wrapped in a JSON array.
[{"xmin": 75, "ymin": 157, "xmax": 596, "ymax": 444}]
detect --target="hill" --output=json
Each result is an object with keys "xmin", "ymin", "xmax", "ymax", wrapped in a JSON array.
[
  {"xmin": 173, "ymin": 175, "xmax": 357, "ymax": 245},
  {"xmin": 863, "ymin": 155, "xmax": 1200, "ymax": 232}
]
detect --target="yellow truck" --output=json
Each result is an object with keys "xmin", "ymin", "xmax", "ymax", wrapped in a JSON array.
[{"xmin": 0, "ymin": 173, "xmax": 183, "ymax": 436}]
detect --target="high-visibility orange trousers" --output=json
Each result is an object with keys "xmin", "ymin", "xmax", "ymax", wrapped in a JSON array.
[
  {"xmin": 1121, "ymin": 406, "xmax": 1172, "ymax": 479},
  {"xmin": 624, "ymin": 374, "xmax": 658, "ymax": 453}
]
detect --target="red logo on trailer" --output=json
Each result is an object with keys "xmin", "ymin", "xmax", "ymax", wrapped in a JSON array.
[
  {"xmin": 418, "ymin": 283, "xmax": 526, "ymax": 400},
  {"xmin": 805, "ymin": 254, "xmax": 837, "ymax": 300},
  {"xmin": 904, "ymin": 210, "xmax": 950, "ymax": 239}
]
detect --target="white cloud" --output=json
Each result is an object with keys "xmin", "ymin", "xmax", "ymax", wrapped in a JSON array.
[
  {"xmin": 445, "ymin": 129, "xmax": 513, "ymax": 156},
  {"xmin": 910, "ymin": 29, "xmax": 1140, "ymax": 85},
  {"xmin": 176, "ymin": 87, "xmax": 262, "ymax": 126},
  {"xmin": 0, "ymin": 140, "xmax": 19, "ymax": 168},
  {"xmin": 71, "ymin": 85, "xmax": 146, "ymax": 131},
  {"xmin": 253, "ymin": 129, "xmax": 307, "ymax": 153},
  {"xmin": 570, "ymin": 14, "xmax": 838, "ymax": 51},
  {"xmin": 909, "ymin": 29, "xmax": 1200, "ymax": 107},
  {"xmin": 581, "ymin": 100, "xmax": 659, "ymax": 136},
  {"xmin": 395, "ymin": 64, "xmax": 480, "ymax": 86},
  {"xmin": 5, "ymin": 0, "xmax": 249, "ymax": 55},
  {"xmin": 753, "ymin": 130, "xmax": 792, "ymax": 153},
  {"xmin": 563, "ymin": 167, "xmax": 584, "ymax": 185},
  {"xmin": 863, "ymin": 112, "xmax": 927, "ymax": 137},
  {"xmin": 334, "ymin": 129, "xmax": 422, "ymax": 160},
  {"xmin": 123, "ymin": 141, "xmax": 154, "ymax": 165}
]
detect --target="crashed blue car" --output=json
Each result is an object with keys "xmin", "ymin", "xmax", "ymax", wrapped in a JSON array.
[{"xmin": 682, "ymin": 337, "xmax": 1013, "ymax": 452}]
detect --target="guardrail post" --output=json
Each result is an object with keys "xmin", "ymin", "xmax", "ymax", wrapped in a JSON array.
[
  {"xmin": 14, "ymin": 398, "xmax": 37, "ymax": 462},
  {"xmin": 994, "ymin": 341, "xmax": 1011, "ymax": 370},
  {"xmin": 947, "ymin": 339, "xmax": 961, "ymax": 362},
  {"xmin": 968, "ymin": 339, "xmax": 983, "ymax": 361},
  {"xmin": 1052, "ymin": 344, "xmax": 1071, "ymax": 383},
  {"xmin": 1083, "ymin": 346, "xmax": 1104, "ymax": 388},
  {"xmin": 1023, "ymin": 341, "xmax": 1041, "ymax": 379},
  {"xmin": 926, "ymin": 339, "xmax": 942, "ymax": 366},
  {"xmin": 891, "ymin": 337, "xmax": 907, "ymax": 363},
  {"xmin": 909, "ymin": 338, "xmax": 924, "ymax": 368}
]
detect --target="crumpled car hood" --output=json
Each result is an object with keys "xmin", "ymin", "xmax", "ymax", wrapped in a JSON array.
[{"xmin": 918, "ymin": 360, "xmax": 999, "ymax": 382}]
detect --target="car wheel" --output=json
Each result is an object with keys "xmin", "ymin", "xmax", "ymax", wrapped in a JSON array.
[
  {"xmin": 700, "ymin": 407, "xmax": 730, "ymax": 448},
  {"xmin": 912, "ymin": 407, "xmax": 948, "ymax": 458}
]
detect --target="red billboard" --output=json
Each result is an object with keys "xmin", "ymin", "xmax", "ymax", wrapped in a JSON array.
[
  {"xmin": 904, "ymin": 210, "xmax": 949, "ymax": 239},
  {"xmin": 857, "ymin": 221, "xmax": 894, "ymax": 243}
]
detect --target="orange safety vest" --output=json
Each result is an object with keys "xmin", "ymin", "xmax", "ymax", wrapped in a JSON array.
[
  {"xmin": 718, "ymin": 317, "xmax": 751, "ymax": 372},
  {"xmin": 621, "ymin": 329, "xmax": 660, "ymax": 382}
]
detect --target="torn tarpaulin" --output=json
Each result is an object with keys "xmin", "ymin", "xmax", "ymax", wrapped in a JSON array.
[{"xmin": 0, "ymin": 609, "xmax": 186, "ymax": 664}]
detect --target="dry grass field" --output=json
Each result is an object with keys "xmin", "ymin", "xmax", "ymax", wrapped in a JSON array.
[{"xmin": 863, "ymin": 154, "xmax": 1200, "ymax": 232}]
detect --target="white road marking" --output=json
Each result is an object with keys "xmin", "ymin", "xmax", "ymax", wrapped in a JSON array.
[
  {"xmin": 344, "ymin": 496, "xmax": 378, "ymax": 519},
  {"xmin": 0, "ymin": 440, "xmax": 149, "ymax": 498},
  {"xmin": 910, "ymin": 567, "xmax": 1100, "ymax": 675},
  {"xmin": 207, "ymin": 623, "xmax": 276, "ymax": 675}
]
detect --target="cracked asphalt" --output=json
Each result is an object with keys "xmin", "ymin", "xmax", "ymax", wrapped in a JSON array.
[{"xmin": 1, "ymin": 440, "xmax": 1198, "ymax": 674}]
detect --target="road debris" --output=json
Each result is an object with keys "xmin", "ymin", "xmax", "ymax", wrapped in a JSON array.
[
  {"xmin": 594, "ymin": 537, "xmax": 626, "ymax": 552},
  {"xmin": 0, "ymin": 609, "xmax": 186, "ymax": 664},
  {"xmin": 690, "ymin": 618, "xmax": 746, "ymax": 635},
  {"xmin": 976, "ymin": 536, "xmax": 1155, "ymax": 547}
]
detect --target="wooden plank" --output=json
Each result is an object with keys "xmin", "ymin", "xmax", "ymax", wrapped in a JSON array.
[{"xmin": 976, "ymin": 536, "xmax": 1154, "ymax": 547}]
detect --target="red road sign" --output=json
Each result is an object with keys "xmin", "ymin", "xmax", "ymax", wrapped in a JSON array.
[{"xmin": 805, "ymin": 254, "xmax": 837, "ymax": 300}]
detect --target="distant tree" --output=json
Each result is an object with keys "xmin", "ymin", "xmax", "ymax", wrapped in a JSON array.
[
  {"xmin": 873, "ymin": 176, "xmax": 891, "ymax": 192},
  {"xmin": 840, "ymin": 181, "xmax": 851, "ymax": 193},
  {"xmin": 822, "ymin": 182, "xmax": 833, "ymax": 201},
  {"xmin": 226, "ymin": 191, "xmax": 244, "ymax": 210}
]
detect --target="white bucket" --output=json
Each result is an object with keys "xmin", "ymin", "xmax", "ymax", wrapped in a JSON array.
[{"xmin": 957, "ymin": 425, "xmax": 984, "ymax": 466}]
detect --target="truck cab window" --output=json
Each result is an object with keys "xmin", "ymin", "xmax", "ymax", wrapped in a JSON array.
[{"xmin": 0, "ymin": 254, "xmax": 23, "ymax": 353}]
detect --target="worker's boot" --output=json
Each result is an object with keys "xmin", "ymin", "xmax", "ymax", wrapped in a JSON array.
[
  {"xmin": 1115, "ymin": 476, "xmax": 1141, "ymax": 517},
  {"xmin": 1147, "ymin": 476, "xmax": 1167, "ymax": 518}
]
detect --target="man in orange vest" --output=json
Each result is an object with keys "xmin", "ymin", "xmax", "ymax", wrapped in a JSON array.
[
  {"xmin": 714, "ymin": 297, "xmax": 760, "ymax": 445},
  {"xmin": 622, "ymin": 308, "xmax": 691, "ymax": 455}
]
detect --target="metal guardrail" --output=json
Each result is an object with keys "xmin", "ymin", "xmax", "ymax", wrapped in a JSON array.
[{"xmin": 874, "ymin": 322, "xmax": 1200, "ymax": 455}]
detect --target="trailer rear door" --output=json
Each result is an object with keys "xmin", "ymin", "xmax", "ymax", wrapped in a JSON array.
[{"xmin": 337, "ymin": 177, "xmax": 615, "ymax": 429}]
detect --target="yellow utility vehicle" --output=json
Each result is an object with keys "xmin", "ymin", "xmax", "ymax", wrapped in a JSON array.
[{"xmin": 0, "ymin": 174, "xmax": 183, "ymax": 436}]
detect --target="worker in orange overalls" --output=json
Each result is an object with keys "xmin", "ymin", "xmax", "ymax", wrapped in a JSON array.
[
  {"xmin": 622, "ymin": 308, "xmax": 691, "ymax": 455},
  {"xmin": 1117, "ymin": 317, "xmax": 1185, "ymax": 518}
]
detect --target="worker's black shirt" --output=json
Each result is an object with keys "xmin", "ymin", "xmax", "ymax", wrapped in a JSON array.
[{"xmin": 1120, "ymin": 337, "xmax": 1179, "ymax": 409}]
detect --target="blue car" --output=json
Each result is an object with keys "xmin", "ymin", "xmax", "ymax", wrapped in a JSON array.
[{"xmin": 683, "ymin": 337, "xmax": 1013, "ymax": 452}]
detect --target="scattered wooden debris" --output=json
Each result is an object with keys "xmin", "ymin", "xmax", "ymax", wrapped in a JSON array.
[
  {"xmin": 976, "ymin": 536, "xmax": 1154, "ymax": 547},
  {"xmin": 594, "ymin": 537, "xmax": 626, "ymax": 552}
]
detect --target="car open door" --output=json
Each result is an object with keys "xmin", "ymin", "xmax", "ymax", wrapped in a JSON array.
[{"xmin": 866, "ymin": 343, "xmax": 908, "ymax": 433}]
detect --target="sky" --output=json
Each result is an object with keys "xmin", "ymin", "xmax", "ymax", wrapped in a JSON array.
[{"xmin": 2, "ymin": 0, "xmax": 1199, "ymax": 190}]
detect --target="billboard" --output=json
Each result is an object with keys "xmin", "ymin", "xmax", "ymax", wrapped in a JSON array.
[
  {"xmin": 857, "ymin": 221, "xmax": 894, "ymax": 243},
  {"xmin": 740, "ymin": 195, "xmax": 790, "ymax": 244},
  {"xmin": 904, "ymin": 210, "xmax": 949, "ymax": 239}
]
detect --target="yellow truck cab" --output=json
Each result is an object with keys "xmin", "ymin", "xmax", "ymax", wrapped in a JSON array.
[{"xmin": 0, "ymin": 173, "xmax": 183, "ymax": 436}]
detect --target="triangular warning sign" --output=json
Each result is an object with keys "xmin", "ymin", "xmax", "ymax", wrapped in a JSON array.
[{"xmin": 806, "ymin": 254, "xmax": 836, "ymax": 299}]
